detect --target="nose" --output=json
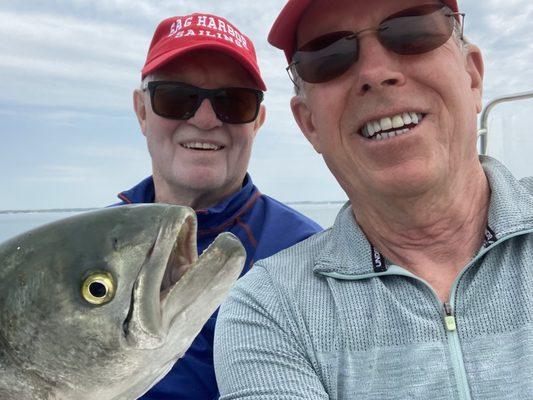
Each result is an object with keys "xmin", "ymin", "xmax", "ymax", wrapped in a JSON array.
[
  {"xmin": 187, "ymin": 98, "xmax": 223, "ymax": 130},
  {"xmin": 352, "ymin": 35, "xmax": 406, "ymax": 95}
]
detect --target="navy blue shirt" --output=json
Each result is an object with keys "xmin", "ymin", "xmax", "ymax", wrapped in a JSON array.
[{"xmin": 116, "ymin": 174, "xmax": 322, "ymax": 399}]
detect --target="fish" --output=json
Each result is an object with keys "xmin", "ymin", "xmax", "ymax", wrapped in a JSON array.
[{"xmin": 0, "ymin": 204, "xmax": 245, "ymax": 400}]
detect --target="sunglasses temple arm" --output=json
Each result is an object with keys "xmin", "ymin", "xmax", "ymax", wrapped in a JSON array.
[
  {"xmin": 286, "ymin": 63, "xmax": 301, "ymax": 88},
  {"xmin": 450, "ymin": 12, "xmax": 466, "ymax": 39}
]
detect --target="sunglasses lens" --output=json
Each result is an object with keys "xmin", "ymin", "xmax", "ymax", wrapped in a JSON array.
[
  {"xmin": 293, "ymin": 31, "xmax": 358, "ymax": 83},
  {"xmin": 152, "ymin": 83, "xmax": 199, "ymax": 119},
  {"xmin": 212, "ymin": 88, "xmax": 261, "ymax": 124},
  {"xmin": 291, "ymin": 5, "xmax": 456, "ymax": 84},
  {"xmin": 379, "ymin": 4, "xmax": 454, "ymax": 55},
  {"xmin": 149, "ymin": 82, "xmax": 262, "ymax": 124}
]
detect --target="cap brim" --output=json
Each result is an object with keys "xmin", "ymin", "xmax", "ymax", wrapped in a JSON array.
[
  {"xmin": 268, "ymin": 0, "xmax": 312, "ymax": 63},
  {"xmin": 142, "ymin": 42, "xmax": 267, "ymax": 91}
]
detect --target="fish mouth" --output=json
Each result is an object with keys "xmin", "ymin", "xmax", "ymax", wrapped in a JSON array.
[
  {"xmin": 123, "ymin": 207, "xmax": 198, "ymax": 349},
  {"xmin": 122, "ymin": 205, "xmax": 245, "ymax": 351},
  {"xmin": 159, "ymin": 221, "xmax": 197, "ymax": 302}
]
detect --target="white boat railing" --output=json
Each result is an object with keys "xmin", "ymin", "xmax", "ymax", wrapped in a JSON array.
[{"xmin": 478, "ymin": 90, "xmax": 533, "ymax": 155}]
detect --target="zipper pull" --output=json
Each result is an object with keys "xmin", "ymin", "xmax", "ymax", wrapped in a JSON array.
[{"xmin": 443, "ymin": 302, "xmax": 457, "ymax": 332}]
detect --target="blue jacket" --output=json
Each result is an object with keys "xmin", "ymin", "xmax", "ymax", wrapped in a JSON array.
[{"xmin": 115, "ymin": 174, "xmax": 322, "ymax": 399}]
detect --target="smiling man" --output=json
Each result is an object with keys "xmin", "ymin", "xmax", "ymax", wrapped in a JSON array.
[
  {"xmin": 214, "ymin": 1, "xmax": 533, "ymax": 399},
  {"xmin": 115, "ymin": 12, "xmax": 321, "ymax": 399}
]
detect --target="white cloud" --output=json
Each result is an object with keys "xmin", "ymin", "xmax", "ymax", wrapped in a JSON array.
[
  {"xmin": 0, "ymin": 10, "xmax": 146, "ymax": 64},
  {"xmin": 0, "ymin": 0, "xmax": 532, "ymax": 210}
]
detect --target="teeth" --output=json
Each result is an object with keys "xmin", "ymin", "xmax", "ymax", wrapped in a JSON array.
[
  {"xmin": 182, "ymin": 142, "xmax": 222, "ymax": 150},
  {"xmin": 380, "ymin": 117, "xmax": 392, "ymax": 131},
  {"xmin": 392, "ymin": 115, "xmax": 404, "ymax": 129},
  {"xmin": 366, "ymin": 123, "xmax": 374, "ymax": 136},
  {"xmin": 372, "ymin": 121, "xmax": 380, "ymax": 134},
  {"xmin": 370, "ymin": 128, "xmax": 413, "ymax": 141},
  {"xmin": 362, "ymin": 112, "xmax": 423, "ymax": 140}
]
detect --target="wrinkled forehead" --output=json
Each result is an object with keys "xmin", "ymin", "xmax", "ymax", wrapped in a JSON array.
[{"xmin": 296, "ymin": 0, "xmax": 440, "ymax": 47}]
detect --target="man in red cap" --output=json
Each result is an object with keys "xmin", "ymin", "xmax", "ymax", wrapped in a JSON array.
[
  {"xmin": 215, "ymin": 1, "xmax": 533, "ymax": 399},
  {"xmin": 115, "ymin": 12, "xmax": 322, "ymax": 399}
]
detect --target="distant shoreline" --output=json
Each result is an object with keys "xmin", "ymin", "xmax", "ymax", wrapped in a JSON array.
[
  {"xmin": 0, "ymin": 208, "xmax": 96, "ymax": 215},
  {"xmin": 0, "ymin": 201, "xmax": 347, "ymax": 215}
]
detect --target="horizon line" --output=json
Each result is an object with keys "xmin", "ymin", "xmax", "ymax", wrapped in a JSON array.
[{"xmin": 0, "ymin": 200, "xmax": 347, "ymax": 214}]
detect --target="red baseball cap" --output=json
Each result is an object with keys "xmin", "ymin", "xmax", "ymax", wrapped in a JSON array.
[
  {"xmin": 142, "ymin": 13, "xmax": 266, "ymax": 91},
  {"xmin": 268, "ymin": 0, "xmax": 459, "ymax": 62}
]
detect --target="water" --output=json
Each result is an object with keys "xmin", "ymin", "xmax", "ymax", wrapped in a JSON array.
[{"xmin": 0, "ymin": 203, "xmax": 344, "ymax": 244}]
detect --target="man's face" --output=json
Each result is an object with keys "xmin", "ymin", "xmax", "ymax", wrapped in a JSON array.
[
  {"xmin": 291, "ymin": 0, "xmax": 484, "ymax": 203},
  {"xmin": 134, "ymin": 50, "xmax": 265, "ymax": 206}
]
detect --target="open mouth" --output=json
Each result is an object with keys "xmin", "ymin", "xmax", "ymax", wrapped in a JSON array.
[
  {"xmin": 359, "ymin": 112, "xmax": 426, "ymax": 141},
  {"xmin": 159, "ymin": 222, "xmax": 196, "ymax": 302},
  {"xmin": 122, "ymin": 211, "xmax": 198, "ymax": 348},
  {"xmin": 122, "ymin": 205, "xmax": 245, "ymax": 353},
  {"xmin": 181, "ymin": 142, "xmax": 225, "ymax": 151}
]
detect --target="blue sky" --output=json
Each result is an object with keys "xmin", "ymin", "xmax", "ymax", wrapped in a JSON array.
[{"xmin": 1, "ymin": 0, "xmax": 532, "ymax": 210}]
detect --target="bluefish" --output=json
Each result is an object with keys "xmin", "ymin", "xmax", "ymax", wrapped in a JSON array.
[{"xmin": 0, "ymin": 204, "xmax": 245, "ymax": 400}]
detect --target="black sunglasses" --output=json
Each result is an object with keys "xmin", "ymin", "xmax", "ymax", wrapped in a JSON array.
[
  {"xmin": 288, "ymin": 3, "xmax": 465, "ymax": 84},
  {"xmin": 142, "ymin": 81, "xmax": 264, "ymax": 124}
]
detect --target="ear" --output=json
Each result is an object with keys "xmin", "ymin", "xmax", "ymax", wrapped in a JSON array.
[
  {"xmin": 133, "ymin": 89, "xmax": 148, "ymax": 136},
  {"xmin": 291, "ymin": 95, "xmax": 321, "ymax": 153},
  {"xmin": 465, "ymin": 44, "xmax": 484, "ymax": 114},
  {"xmin": 252, "ymin": 104, "xmax": 266, "ymax": 137}
]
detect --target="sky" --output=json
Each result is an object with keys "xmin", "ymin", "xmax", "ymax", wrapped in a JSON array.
[{"xmin": 0, "ymin": 0, "xmax": 532, "ymax": 210}]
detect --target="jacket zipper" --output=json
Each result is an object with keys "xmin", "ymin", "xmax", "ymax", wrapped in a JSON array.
[
  {"xmin": 443, "ymin": 302, "xmax": 471, "ymax": 400},
  {"xmin": 440, "ymin": 228, "xmax": 533, "ymax": 399}
]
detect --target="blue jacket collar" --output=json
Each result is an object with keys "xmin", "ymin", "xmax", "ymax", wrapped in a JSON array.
[
  {"xmin": 117, "ymin": 174, "xmax": 259, "ymax": 232},
  {"xmin": 118, "ymin": 176, "xmax": 155, "ymax": 204}
]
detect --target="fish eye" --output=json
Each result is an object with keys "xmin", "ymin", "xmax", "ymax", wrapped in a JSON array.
[{"xmin": 81, "ymin": 272, "xmax": 116, "ymax": 305}]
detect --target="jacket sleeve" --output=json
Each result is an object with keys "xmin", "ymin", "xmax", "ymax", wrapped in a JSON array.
[{"xmin": 213, "ymin": 265, "xmax": 329, "ymax": 399}]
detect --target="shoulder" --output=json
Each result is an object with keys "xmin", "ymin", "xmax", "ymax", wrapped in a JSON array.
[
  {"xmin": 216, "ymin": 228, "xmax": 333, "ymax": 351},
  {"xmin": 519, "ymin": 176, "xmax": 533, "ymax": 194},
  {"xmin": 221, "ymin": 228, "xmax": 331, "ymax": 314},
  {"xmin": 114, "ymin": 176, "xmax": 155, "ymax": 205}
]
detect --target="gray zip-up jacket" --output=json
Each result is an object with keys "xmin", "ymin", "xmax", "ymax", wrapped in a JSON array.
[{"xmin": 214, "ymin": 157, "xmax": 533, "ymax": 400}]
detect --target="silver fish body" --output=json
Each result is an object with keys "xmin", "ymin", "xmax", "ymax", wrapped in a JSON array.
[{"xmin": 0, "ymin": 204, "xmax": 245, "ymax": 400}]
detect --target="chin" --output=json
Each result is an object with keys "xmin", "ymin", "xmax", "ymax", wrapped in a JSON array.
[
  {"xmin": 368, "ymin": 161, "xmax": 443, "ymax": 199},
  {"xmin": 181, "ymin": 176, "xmax": 224, "ymax": 192},
  {"xmin": 178, "ymin": 165, "xmax": 223, "ymax": 183}
]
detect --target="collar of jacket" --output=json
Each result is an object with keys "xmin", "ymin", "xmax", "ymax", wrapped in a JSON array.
[
  {"xmin": 313, "ymin": 156, "xmax": 533, "ymax": 278},
  {"xmin": 117, "ymin": 173, "xmax": 260, "ymax": 233}
]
